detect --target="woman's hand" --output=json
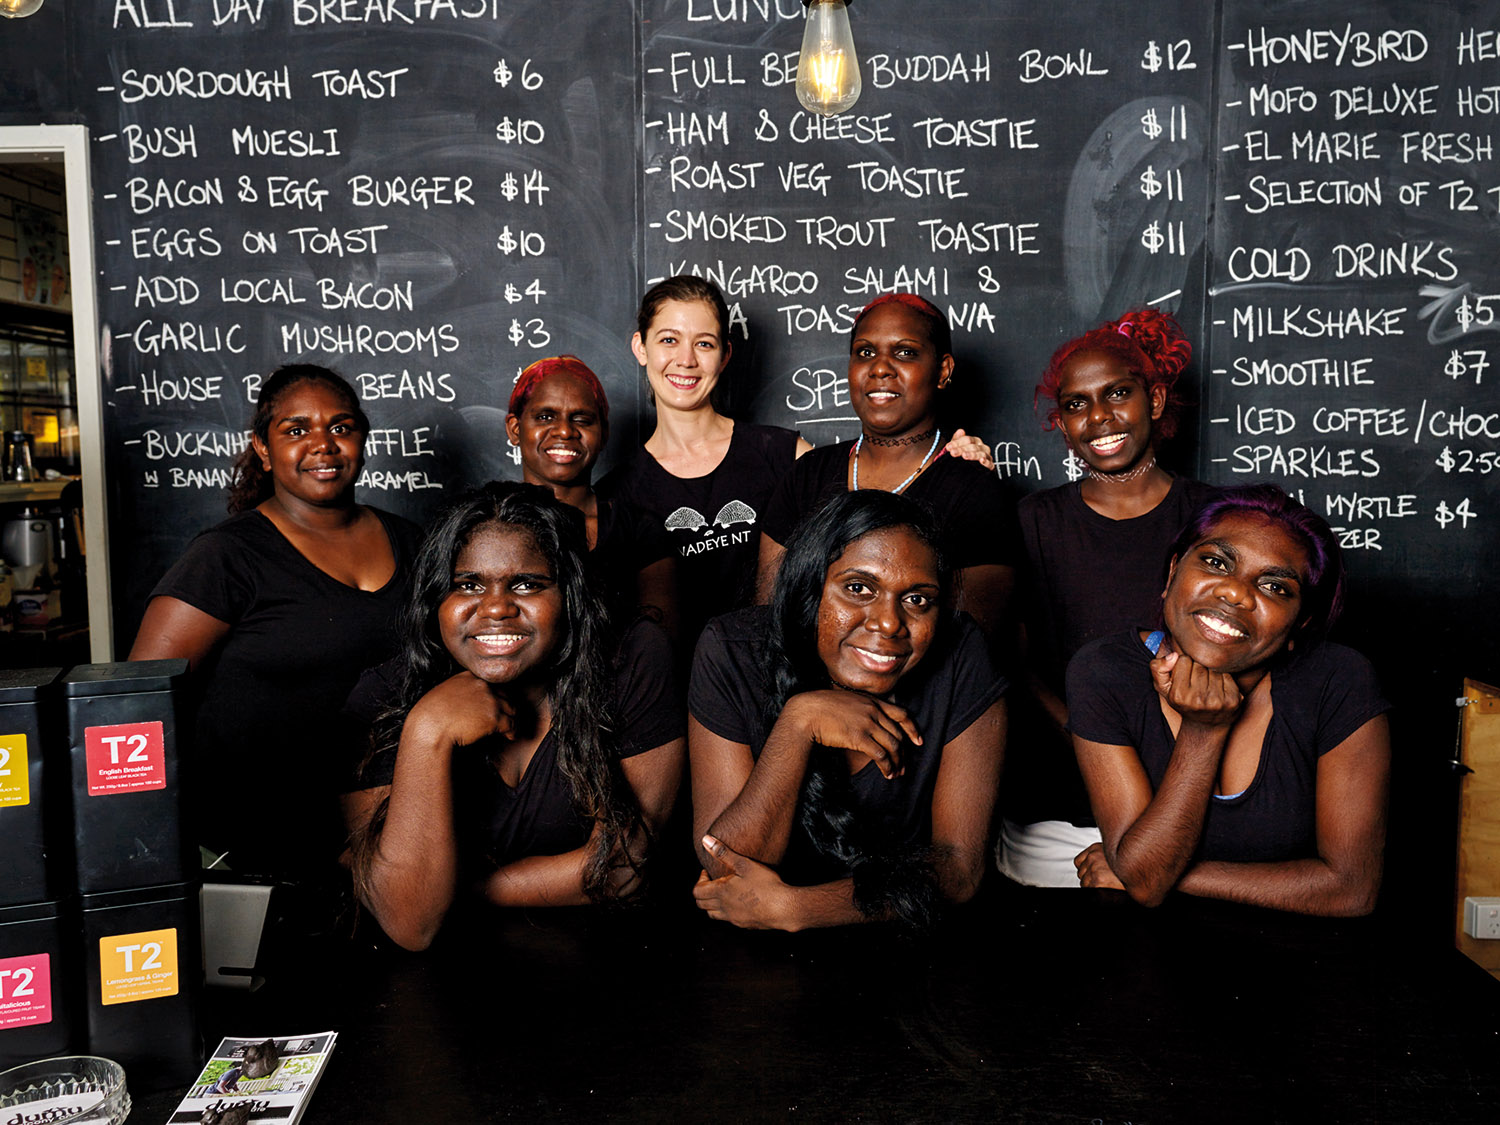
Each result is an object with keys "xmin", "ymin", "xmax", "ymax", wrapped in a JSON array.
[
  {"xmin": 1150, "ymin": 641, "xmax": 1245, "ymax": 729},
  {"xmin": 1074, "ymin": 842, "xmax": 1126, "ymax": 890},
  {"xmin": 944, "ymin": 429, "xmax": 995, "ymax": 470},
  {"xmin": 785, "ymin": 689, "xmax": 922, "ymax": 779},
  {"xmin": 693, "ymin": 835, "xmax": 794, "ymax": 929},
  {"xmin": 404, "ymin": 670, "xmax": 517, "ymax": 749}
]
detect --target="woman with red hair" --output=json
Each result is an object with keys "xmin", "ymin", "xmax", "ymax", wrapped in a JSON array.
[
  {"xmin": 999, "ymin": 307, "xmax": 1216, "ymax": 887},
  {"xmin": 506, "ymin": 354, "xmax": 674, "ymax": 634}
]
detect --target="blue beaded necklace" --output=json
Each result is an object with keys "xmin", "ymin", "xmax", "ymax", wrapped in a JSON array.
[{"xmin": 851, "ymin": 428, "xmax": 942, "ymax": 493}]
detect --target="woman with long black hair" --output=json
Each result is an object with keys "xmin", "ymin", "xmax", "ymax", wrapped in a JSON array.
[
  {"xmin": 690, "ymin": 490, "xmax": 1006, "ymax": 930},
  {"xmin": 348, "ymin": 482, "xmax": 683, "ymax": 950}
]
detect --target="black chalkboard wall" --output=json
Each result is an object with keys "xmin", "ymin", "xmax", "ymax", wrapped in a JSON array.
[{"xmin": 5, "ymin": 0, "xmax": 1498, "ymax": 906}]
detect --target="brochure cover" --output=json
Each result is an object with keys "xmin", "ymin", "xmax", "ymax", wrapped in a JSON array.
[{"xmin": 164, "ymin": 1031, "xmax": 336, "ymax": 1124}]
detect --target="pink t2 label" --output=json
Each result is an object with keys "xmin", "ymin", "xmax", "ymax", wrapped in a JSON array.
[
  {"xmin": 0, "ymin": 952, "xmax": 51, "ymax": 1028},
  {"xmin": 85, "ymin": 720, "xmax": 166, "ymax": 796}
]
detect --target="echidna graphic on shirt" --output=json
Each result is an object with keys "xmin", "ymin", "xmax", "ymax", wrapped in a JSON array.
[{"xmin": 663, "ymin": 501, "xmax": 758, "ymax": 556}]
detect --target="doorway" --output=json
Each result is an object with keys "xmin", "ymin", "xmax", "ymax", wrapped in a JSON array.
[{"xmin": 0, "ymin": 124, "xmax": 110, "ymax": 660}]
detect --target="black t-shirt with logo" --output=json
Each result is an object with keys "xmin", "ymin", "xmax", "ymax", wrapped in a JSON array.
[{"xmin": 599, "ymin": 423, "xmax": 798, "ymax": 648}]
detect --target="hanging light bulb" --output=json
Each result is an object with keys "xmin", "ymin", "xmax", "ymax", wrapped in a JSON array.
[
  {"xmin": 0, "ymin": 0, "xmax": 45, "ymax": 18},
  {"xmin": 796, "ymin": 0, "xmax": 861, "ymax": 117}
]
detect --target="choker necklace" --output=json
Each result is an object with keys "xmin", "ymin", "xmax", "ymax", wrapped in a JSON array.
[
  {"xmin": 853, "ymin": 428, "xmax": 942, "ymax": 493},
  {"xmin": 1088, "ymin": 453, "xmax": 1157, "ymax": 484},
  {"xmin": 865, "ymin": 427, "xmax": 938, "ymax": 448}
]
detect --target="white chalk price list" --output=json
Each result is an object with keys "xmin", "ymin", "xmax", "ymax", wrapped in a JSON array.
[
  {"xmin": 492, "ymin": 55, "xmax": 552, "ymax": 362},
  {"xmin": 1137, "ymin": 37, "xmax": 1197, "ymax": 259}
]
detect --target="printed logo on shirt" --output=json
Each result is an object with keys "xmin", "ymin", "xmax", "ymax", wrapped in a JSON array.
[{"xmin": 663, "ymin": 502, "xmax": 758, "ymax": 556}]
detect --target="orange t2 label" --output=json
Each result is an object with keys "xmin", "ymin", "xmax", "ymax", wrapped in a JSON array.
[
  {"xmin": 85, "ymin": 721, "xmax": 166, "ymax": 795},
  {"xmin": 0, "ymin": 952, "xmax": 52, "ymax": 1027},
  {"xmin": 99, "ymin": 927, "xmax": 178, "ymax": 1005},
  {"xmin": 0, "ymin": 733, "xmax": 27, "ymax": 807}
]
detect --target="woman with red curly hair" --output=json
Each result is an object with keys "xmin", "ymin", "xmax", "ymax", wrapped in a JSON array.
[
  {"xmin": 505, "ymin": 354, "xmax": 675, "ymax": 634},
  {"xmin": 998, "ymin": 308, "xmax": 1217, "ymax": 887}
]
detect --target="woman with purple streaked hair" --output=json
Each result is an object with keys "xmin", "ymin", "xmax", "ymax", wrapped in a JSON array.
[{"xmin": 1067, "ymin": 484, "xmax": 1392, "ymax": 916}]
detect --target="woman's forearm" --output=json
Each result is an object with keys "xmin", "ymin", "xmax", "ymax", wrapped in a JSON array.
[
  {"xmin": 778, "ymin": 878, "xmax": 867, "ymax": 931},
  {"xmin": 484, "ymin": 849, "xmax": 594, "ymax": 908},
  {"xmin": 703, "ymin": 705, "xmax": 815, "ymax": 873},
  {"xmin": 1175, "ymin": 854, "xmax": 1383, "ymax": 917},
  {"xmin": 1109, "ymin": 723, "xmax": 1229, "ymax": 907},
  {"xmin": 360, "ymin": 717, "xmax": 461, "ymax": 950}
]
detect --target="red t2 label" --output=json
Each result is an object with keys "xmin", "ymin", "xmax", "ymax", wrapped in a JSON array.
[{"xmin": 85, "ymin": 720, "xmax": 166, "ymax": 795}]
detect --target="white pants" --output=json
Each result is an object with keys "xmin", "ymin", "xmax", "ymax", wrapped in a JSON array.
[{"xmin": 996, "ymin": 818, "xmax": 1103, "ymax": 888}]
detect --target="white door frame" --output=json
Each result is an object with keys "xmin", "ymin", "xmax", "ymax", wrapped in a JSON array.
[{"xmin": 0, "ymin": 124, "xmax": 111, "ymax": 660}]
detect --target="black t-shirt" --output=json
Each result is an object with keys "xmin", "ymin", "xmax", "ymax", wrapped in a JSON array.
[
  {"xmin": 759, "ymin": 441, "xmax": 1021, "ymax": 571},
  {"xmin": 359, "ymin": 620, "xmax": 683, "ymax": 869},
  {"xmin": 591, "ymin": 493, "xmax": 673, "ymax": 624},
  {"xmin": 150, "ymin": 507, "xmax": 423, "ymax": 878},
  {"xmin": 1005, "ymin": 477, "xmax": 1216, "ymax": 825},
  {"xmin": 599, "ymin": 423, "xmax": 799, "ymax": 646},
  {"xmin": 1067, "ymin": 630, "xmax": 1390, "ymax": 863},
  {"xmin": 1019, "ymin": 477, "xmax": 1217, "ymax": 693},
  {"xmin": 689, "ymin": 606, "xmax": 1006, "ymax": 882}
]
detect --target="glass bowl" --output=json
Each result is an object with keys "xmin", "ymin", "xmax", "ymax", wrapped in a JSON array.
[{"xmin": 0, "ymin": 1055, "xmax": 131, "ymax": 1123}]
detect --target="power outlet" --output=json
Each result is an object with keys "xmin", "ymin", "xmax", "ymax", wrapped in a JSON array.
[{"xmin": 1463, "ymin": 897, "xmax": 1500, "ymax": 940}]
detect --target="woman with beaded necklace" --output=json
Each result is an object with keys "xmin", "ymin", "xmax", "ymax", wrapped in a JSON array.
[
  {"xmin": 755, "ymin": 293, "xmax": 1018, "ymax": 641},
  {"xmin": 997, "ymin": 307, "xmax": 1216, "ymax": 888}
]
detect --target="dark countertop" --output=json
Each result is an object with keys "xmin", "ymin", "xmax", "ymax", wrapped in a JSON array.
[{"xmin": 136, "ymin": 880, "xmax": 1500, "ymax": 1123}]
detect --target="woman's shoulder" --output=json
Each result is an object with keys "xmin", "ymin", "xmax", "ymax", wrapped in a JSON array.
[
  {"xmin": 150, "ymin": 511, "xmax": 282, "ymax": 608},
  {"xmin": 1280, "ymin": 640, "xmax": 1382, "ymax": 693},
  {"xmin": 1068, "ymin": 629, "xmax": 1153, "ymax": 684},
  {"xmin": 1171, "ymin": 476, "xmax": 1220, "ymax": 514},
  {"xmin": 1017, "ymin": 482, "xmax": 1081, "ymax": 522},
  {"xmin": 697, "ymin": 604, "xmax": 771, "ymax": 655},
  {"xmin": 901, "ymin": 611, "xmax": 1006, "ymax": 701},
  {"xmin": 366, "ymin": 506, "xmax": 426, "ymax": 560},
  {"xmin": 788, "ymin": 438, "xmax": 852, "ymax": 479},
  {"xmin": 167, "ymin": 509, "xmax": 281, "ymax": 566},
  {"xmin": 732, "ymin": 422, "xmax": 801, "ymax": 463}
]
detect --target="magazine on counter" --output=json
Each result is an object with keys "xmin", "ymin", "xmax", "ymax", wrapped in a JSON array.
[{"xmin": 165, "ymin": 1031, "xmax": 337, "ymax": 1124}]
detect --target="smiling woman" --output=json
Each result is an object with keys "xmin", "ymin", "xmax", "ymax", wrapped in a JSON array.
[
  {"xmin": 346, "ymin": 482, "xmax": 684, "ymax": 950},
  {"xmin": 505, "ymin": 355, "xmax": 675, "ymax": 634},
  {"xmin": 599, "ymin": 275, "xmax": 810, "ymax": 654},
  {"xmin": 756, "ymin": 293, "xmax": 1019, "ymax": 641},
  {"xmin": 999, "ymin": 309, "xmax": 1215, "ymax": 888},
  {"xmin": 129, "ymin": 365, "xmax": 424, "ymax": 882},
  {"xmin": 689, "ymin": 490, "xmax": 1007, "ymax": 931},
  {"xmin": 1067, "ymin": 485, "xmax": 1391, "ymax": 917}
]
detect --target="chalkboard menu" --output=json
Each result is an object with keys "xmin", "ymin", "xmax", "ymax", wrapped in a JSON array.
[
  {"xmin": 76, "ymin": 1, "xmax": 639, "ymax": 641},
  {"xmin": 47, "ymin": 0, "xmax": 1499, "ymax": 695},
  {"xmin": 640, "ymin": 0, "xmax": 1215, "ymax": 474},
  {"xmin": 1208, "ymin": 0, "xmax": 1500, "ymax": 682}
]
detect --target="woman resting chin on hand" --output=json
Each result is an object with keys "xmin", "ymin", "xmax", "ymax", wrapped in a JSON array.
[
  {"xmin": 1068, "ymin": 484, "xmax": 1391, "ymax": 917},
  {"xmin": 347, "ymin": 482, "xmax": 683, "ymax": 951},
  {"xmin": 689, "ymin": 490, "xmax": 1007, "ymax": 932}
]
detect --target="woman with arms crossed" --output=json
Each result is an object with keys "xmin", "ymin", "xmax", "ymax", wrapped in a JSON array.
[
  {"xmin": 348, "ymin": 483, "xmax": 683, "ymax": 950},
  {"xmin": 130, "ymin": 364, "xmax": 422, "ymax": 880},
  {"xmin": 1070, "ymin": 485, "xmax": 1390, "ymax": 915},
  {"xmin": 691, "ymin": 491, "xmax": 1006, "ymax": 930}
]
